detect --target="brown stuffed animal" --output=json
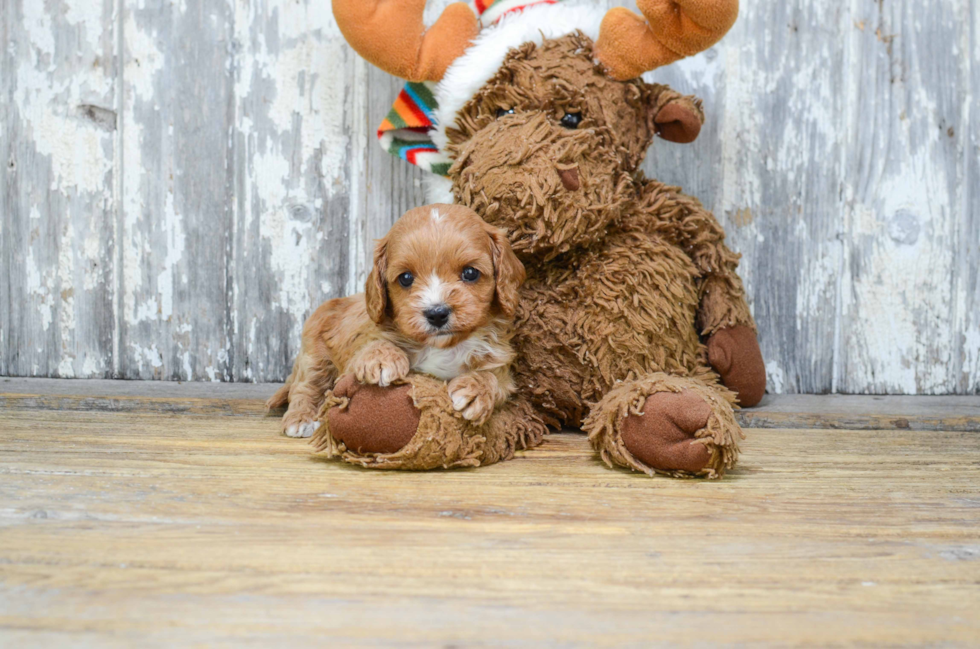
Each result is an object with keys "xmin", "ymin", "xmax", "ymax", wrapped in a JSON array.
[{"xmin": 315, "ymin": 0, "xmax": 766, "ymax": 478}]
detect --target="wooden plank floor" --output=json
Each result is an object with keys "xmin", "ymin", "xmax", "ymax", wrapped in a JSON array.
[{"xmin": 1, "ymin": 381, "xmax": 979, "ymax": 647}]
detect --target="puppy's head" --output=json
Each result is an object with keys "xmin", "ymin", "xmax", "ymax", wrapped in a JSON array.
[{"xmin": 365, "ymin": 204, "xmax": 524, "ymax": 349}]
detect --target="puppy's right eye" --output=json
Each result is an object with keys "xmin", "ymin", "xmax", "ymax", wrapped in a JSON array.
[
  {"xmin": 397, "ymin": 272, "xmax": 414, "ymax": 288},
  {"xmin": 495, "ymin": 107, "xmax": 515, "ymax": 119}
]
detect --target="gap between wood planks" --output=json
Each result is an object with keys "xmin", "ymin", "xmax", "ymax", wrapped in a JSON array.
[{"xmin": 2, "ymin": 377, "xmax": 979, "ymax": 432}]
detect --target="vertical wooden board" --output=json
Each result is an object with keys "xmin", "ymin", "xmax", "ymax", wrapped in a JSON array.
[
  {"xmin": 118, "ymin": 0, "xmax": 235, "ymax": 380},
  {"xmin": 665, "ymin": 0, "xmax": 847, "ymax": 394},
  {"xmin": 838, "ymin": 0, "xmax": 970, "ymax": 394},
  {"xmin": 955, "ymin": 2, "xmax": 980, "ymax": 394},
  {"xmin": 0, "ymin": 0, "xmax": 116, "ymax": 378},
  {"xmin": 228, "ymin": 0, "xmax": 361, "ymax": 383}
]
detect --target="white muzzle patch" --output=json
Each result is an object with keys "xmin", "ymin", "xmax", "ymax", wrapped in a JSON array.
[{"xmin": 420, "ymin": 273, "xmax": 446, "ymax": 310}]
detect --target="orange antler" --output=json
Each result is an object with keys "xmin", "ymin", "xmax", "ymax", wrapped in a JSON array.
[
  {"xmin": 595, "ymin": 0, "xmax": 739, "ymax": 80},
  {"xmin": 332, "ymin": 0, "xmax": 479, "ymax": 82}
]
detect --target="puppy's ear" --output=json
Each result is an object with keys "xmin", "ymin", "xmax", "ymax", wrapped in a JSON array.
[
  {"xmin": 365, "ymin": 238, "xmax": 389, "ymax": 324},
  {"xmin": 485, "ymin": 224, "xmax": 525, "ymax": 319}
]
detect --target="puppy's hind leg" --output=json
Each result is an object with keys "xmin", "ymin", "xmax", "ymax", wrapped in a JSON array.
[
  {"xmin": 266, "ymin": 382, "xmax": 291, "ymax": 410},
  {"xmin": 280, "ymin": 353, "xmax": 338, "ymax": 438}
]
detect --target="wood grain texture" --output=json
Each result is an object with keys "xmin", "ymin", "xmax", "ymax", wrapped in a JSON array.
[
  {"xmin": 837, "ymin": 0, "xmax": 977, "ymax": 394},
  {"xmin": 1, "ymin": 393, "xmax": 979, "ymax": 646},
  {"xmin": 0, "ymin": 0, "xmax": 978, "ymax": 394},
  {"xmin": 118, "ymin": 0, "xmax": 236, "ymax": 381}
]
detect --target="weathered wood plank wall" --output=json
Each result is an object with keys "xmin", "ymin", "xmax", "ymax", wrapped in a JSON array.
[{"xmin": 1, "ymin": 0, "xmax": 977, "ymax": 394}]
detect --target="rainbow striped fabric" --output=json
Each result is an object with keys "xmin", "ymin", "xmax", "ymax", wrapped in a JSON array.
[
  {"xmin": 377, "ymin": 0, "xmax": 563, "ymax": 176},
  {"xmin": 377, "ymin": 81, "xmax": 451, "ymax": 176}
]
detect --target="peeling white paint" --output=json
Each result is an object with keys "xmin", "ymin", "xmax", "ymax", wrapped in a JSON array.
[
  {"xmin": 235, "ymin": 0, "xmax": 349, "ymax": 198},
  {"xmin": 963, "ymin": 328, "xmax": 980, "ymax": 391},
  {"xmin": 120, "ymin": 9, "xmax": 167, "ymax": 330},
  {"xmin": 63, "ymin": 0, "xmax": 107, "ymax": 51},
  {"xmin": 57, "ymin": 221, "xmax": 77, "ymax": 376},
  {"xmin": 15, "ymin": 1, "xmax": 113, "ymax": 194},
  {"xmin": 123, "ymin": 12, "xmax": 165, "ymax": 99},
  {"xmin": 26, "ymin": 246, "xmax": 54, "ymax": 332},
  {"xmin": 82, "ymin": 228, "xmax": 103, "ymax": 290},
  {"xmin": 130, "ymin": 343, "xmax": 164, "ymax": 372},
  {"xmin": 21, "ymin": 0, "xmax": 56, "ymax": 56},
  {"xmin": 157, "ymin": 190, "xmax": 185, "ymax": 320},
  {"xmin": 265, "ymin": 38, "xmax": 350, "ymax": 195},
  {"xmin": 255, "ymin": 149, "xmax": 315, "ymax": 332},
  {"xmin": 765, "ymin": 360, "xmax": 787, "ymax": 395},
  {"xmin": 81, "ymin": 354, "xmax": 103, "ymax": 376}
]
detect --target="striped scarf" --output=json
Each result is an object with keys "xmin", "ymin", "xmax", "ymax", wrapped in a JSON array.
[{"xmin": 377, "ymin": 0, "xmax": 562, "ymax": 176}]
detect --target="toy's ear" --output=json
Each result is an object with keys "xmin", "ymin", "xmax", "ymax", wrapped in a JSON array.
[
  {"xmin": 652, "ymin": 92, "xmax": 704, "ymax": 144},
  {"xmin": 365, "ymin": 238, "xmax": 389, "ymax": 324},
  {"xmin": 484, "ymin": 223, "xmax": 525, "ymax": 319}
]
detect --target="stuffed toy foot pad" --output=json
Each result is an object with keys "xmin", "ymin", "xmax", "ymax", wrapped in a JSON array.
[
  {"xmin": 707, "ymin": 325, "xmax": 767, "ymax": 407},
  {"xmin": 585, "ymin": 374, "xmax": 743, "ymax": 478},
  {"xmin": 619, "ymin": 390, "xmax": 713, "ymax": 473},
  {"xmin": 314, "ymin": 374, "xmax": 547, "ymax": 470},
  {"xmin": 325, "ymin": 374, "xmax": 419, "ymax": 455}
]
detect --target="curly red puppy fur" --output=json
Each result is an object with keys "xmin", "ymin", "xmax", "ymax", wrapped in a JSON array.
[{"xmin": 268, "ymin": 204, "xmax": 524, "ymax": 437}]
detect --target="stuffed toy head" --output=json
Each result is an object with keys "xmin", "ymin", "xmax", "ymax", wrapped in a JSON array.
[
  {"xmin": 336, "ymin": 0, "xmax": 738, "ymax": 257},
  {"xmin": 440, "ymin": 32, "xmax": 706, "ymax": 260}
]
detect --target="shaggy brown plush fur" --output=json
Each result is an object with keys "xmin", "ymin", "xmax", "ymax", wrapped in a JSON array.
[{"xmin": 319, "ymin": 33, "xmax": 765, "ymax": 478}]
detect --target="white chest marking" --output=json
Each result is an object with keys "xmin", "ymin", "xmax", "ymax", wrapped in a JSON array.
[{"xmin": 410, "ymin": 335, "xmax": 495, "ymax": 381}]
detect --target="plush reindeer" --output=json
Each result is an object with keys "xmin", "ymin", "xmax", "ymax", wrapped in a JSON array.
[{"xmin": 312, "ymin": 0, "xmax": 766, "ymax": 478}]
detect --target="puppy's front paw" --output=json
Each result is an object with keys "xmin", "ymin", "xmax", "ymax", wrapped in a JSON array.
[
  {"xmin": 448, "ymin": 374, "xmax": 495, "ymax": 426},
  {"xmin": 281, "ymin": 405, "xmax": 322, "ymax": 438},
  {"xmin": 349, "ymin": 341, "xmax": 410, "ymax": 387},
  {"xmin": 285, "ymin": 420, "xmax": 321, "ymax": 438}
]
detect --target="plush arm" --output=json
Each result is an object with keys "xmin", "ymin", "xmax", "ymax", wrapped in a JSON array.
[
  {"xmin": 637, "ymin": 180, "xmax": 754, "ymax": 335},
  {"xmin": 636, "ymin": 180, "xmax": 766, "ymax": 405}
]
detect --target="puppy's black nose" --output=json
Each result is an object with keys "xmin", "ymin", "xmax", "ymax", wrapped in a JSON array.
[{"xmin": 424, "ymin": 304, "xmax": 452, "ymax": 328}]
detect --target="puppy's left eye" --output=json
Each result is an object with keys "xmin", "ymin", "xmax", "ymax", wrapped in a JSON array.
[
  {"xmin": 461, "ymin": 267, "xmax": 480, "ymax": 283},
  {"xmin": 560, "ymin": 112, "xmax": 582, "ymax": 129},
  {"xmin": 397, "ymin": 272, "xmax": 414, "ymax": 288}
]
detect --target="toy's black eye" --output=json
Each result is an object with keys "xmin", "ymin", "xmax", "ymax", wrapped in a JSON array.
[
  {"xmin": 560, "ymin": 112, "xmax": 582, "ymax": 129},
  {"xmin": 397, "ymin": 272, "xmax": 414, "ymax": 288},
  {"xmin": 495, "ymin": 107, "xmax": 515, "ymax": 118},
  {"xmin": 461, "ymin": 267, "xmax": 481, "ymax": 283}
]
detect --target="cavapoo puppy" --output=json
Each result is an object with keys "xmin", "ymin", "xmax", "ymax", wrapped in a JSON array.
[{"xmin": 268, "ymin": 203, "xmax": 525, "ymax": 438}]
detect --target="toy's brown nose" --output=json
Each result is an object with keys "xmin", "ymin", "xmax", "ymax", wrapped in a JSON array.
[{"xmin": 558, "ymin": 166, "xmax": 580, "ymax": 191}]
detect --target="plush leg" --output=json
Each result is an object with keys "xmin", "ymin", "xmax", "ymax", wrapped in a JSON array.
[
  {"xmin": 312, "ymin": 373, "xmax": 546, "ymax": 470},
  {"xmin": 583, "ymin": 373, "xmax": 743, "ymax": 479}
]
